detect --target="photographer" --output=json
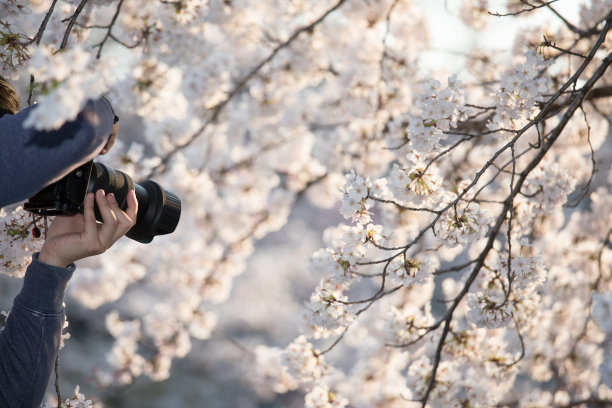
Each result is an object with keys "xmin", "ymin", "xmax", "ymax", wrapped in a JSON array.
[{"xmin": 0, "ymin": 77, "xmax": 138, "ymax": 407}]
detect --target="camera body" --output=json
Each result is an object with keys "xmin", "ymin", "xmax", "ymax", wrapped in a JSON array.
[
  {"xmin": 25, "ymin": 161, "xmax": 98, "ymax": 215},
  {"xmin": 24, "ymin": 161, "xmax": 181, "ymax": 243}
]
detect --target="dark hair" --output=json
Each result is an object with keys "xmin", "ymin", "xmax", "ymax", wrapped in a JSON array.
[{"xmin": 0, "ymin": 76, "xmax": 20, "ymax": 117}]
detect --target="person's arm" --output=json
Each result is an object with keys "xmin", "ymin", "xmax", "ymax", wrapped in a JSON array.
[
  {"xmin": 0, "ymin": 254, "xmax": 74, "ymax": 408},
  {"xmin": 0, "ymin": 98, "xmax": 116, "ymax": 208},
  {"xmin": 0, "ymin": 189, "xmax": 137, "ymax": 407}
]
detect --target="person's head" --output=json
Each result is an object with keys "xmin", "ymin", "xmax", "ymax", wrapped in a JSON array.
[{"xmin": 0, "ymin": 76, "xmax": 20, "ymax": 117}]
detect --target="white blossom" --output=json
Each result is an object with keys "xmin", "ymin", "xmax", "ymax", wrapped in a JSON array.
[
  {"xmin": 340, "ymin": 170, "xmax": 373, "ymax": 224},
  {"xmin": 339, "ymin": 224, "xmax": 366, "ymax": 266},
  {"xmin": 282, "ymin": 336, "xmax": 330, "ymax": 382},
  {"xmin": 24, "ymin": 45, "xmax": 120, "ymax": 130},
  {"xmin": 461, "ymin": 0, "xmax": 489, "ymax": 30},
  {"xmin": 306, "ymin": 285, "xmax": 355, "ymax": 331},
  {"xmin": 388, "ymin": 256, "xmax": 435, "ymax": 287},
  {"xmin": 385, "ymin": 304, "xmax": 435, "ymax": 345},
  {"xmin": 388, "ymin": 159, "xmax": 442, "ymax": 207},
  {"xmin": 0, "ymin": 1, "xmax": 28, "ymax": 22},
  {"xmin": 498, "ymin": 255, "xmax": 547, "ymax": 293},
  {"xmin": 309, "ymin": 248, "xmax": 349, "ymax": 283},
  {"xmin": 435, "ymin": 203, "xmax": 489, "ymax": 247},
  {"xmin": 467, "ymin": 291, "xmax": 513, "ymax": 329},
  {"xmin": 304, "ymin": 384, "xmax": 349, "ymax": 408},
  {"xmin": 523, "ymin": 160, "xmax": 577, "ymax": 213},
  {"xmin": 44, "ymin": 386, "xmax": 93, "ymax": 408},
  {"xmin": 487, "ymin": 50, "xmax": 552, "ymax": 132},
  {"xmin": 0, "ymin": 1, "xmax": 610, "ymax": 405},
  {"xmin": 253, "ymin": 345, "xmax": 299, "ymax": 394},
  {"xmin": 0, "ymin": 207, "xmax": 44, "ymax": 277}
]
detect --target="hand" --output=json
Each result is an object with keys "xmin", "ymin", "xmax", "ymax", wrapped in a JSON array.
[
  {"xmin": 38, "ymin": 189, "xmax": 138, "ymax": 268},
  {"xmin": 99, "ymin": 121, "xmax": 118, "ymax": 155}
]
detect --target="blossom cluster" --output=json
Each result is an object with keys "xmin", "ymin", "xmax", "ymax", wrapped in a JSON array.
[
  {"xmin": 0, "ymin": 1, "xmax": 30, "ymax": 79},
  {"xmin": 415, "ymin": 75, "xmax": 469, "ymax": 132},
  {"xmin": 467, "ymin": 291, "xmax": 514, "ymax": 329},
  {"xmin": 305, "ymin": 385, "xmax": 349, "ymax": 408},
  {"xmin": 387, "ymin": 75, "xmax": 468, "ymax": 154},
  {"xmin": 0, "ymin": 0, "xmax": 611, "ymax": 406},
  {"xmin": 0, "ymin": 207, "xmax": 44, "ymax": 277},
  {"xmin": 460, "ymin": 0, "xmax": 490, "ymax": 31},
  {"xmin": 467, "ymin": 255, "xmax": 546, "ymax": 329},
  {"xmin": 487, "ymin": 50, "xmax": 551, "ymax": 132},
  {"xmin": 388, "ymin": 256, "xmax": 436, "ymax": 287},
  {"xmin": 307, "ymin": 285, "xmax": 355, "ymax": 331},
  {"xmin": 0, "ymin": 1, "xmax": 27, "ymax": 23},
  {"xmin": 340, "ymin": 170, "xmax": 374, "ymax": 224},
  {"xmin": 281, "ymin": 335, "xmax": 330, "ymax": 382},
  {"xmin": 253, "ymin": 345, "xmax": 299, "ymax": 394},
  {"xmin": 24, "ymin": 45, "xmax": 119, "ymax": 130},
  {"xmin": 385, "ymin": 304, "xmax": 435, "ymax": 345},
  {"xmin": 500, "ymin": 255, "xmax": 546, "ymax": 292},
  {"xmin": 523, "ymin": 160, "xmax": 577, "ymax": 214},
  {"xmin": 388, "ymin": 159, "xmax": 442, "ymax": 207},
  {"xmin": 434, "ymin": 203, "xmax": 489, "ymax": 247},
  {"xmin": 43, "ymin": 386, "xmax": 93, "ymax": 408}
]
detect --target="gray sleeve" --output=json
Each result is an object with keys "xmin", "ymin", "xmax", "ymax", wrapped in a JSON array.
[
  {"xmin": 0, "ymin": 98, "xmax": 115, "ymax": 208},
  {"xmin": 0, "ymin": 253, "xmax": 75, "ymax": 408}
]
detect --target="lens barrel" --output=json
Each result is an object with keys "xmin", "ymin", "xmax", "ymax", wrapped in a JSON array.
[
  {"xmin": 128, "ymin": 181, "xmax": 181, "ymax": 243},
  {"xmin": 90, "ymin": 163, "xmax": 181, "ymax": 243}
]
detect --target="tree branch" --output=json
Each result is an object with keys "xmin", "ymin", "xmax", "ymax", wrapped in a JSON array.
[
  {"xmin": 420, "ymin": 15, "xmax": 612, "ymax": 405},
  {"xmin": 145, "ymin": 0, "xmax": 348, "ymax": 178},
  {"xmin": 59, "ymin": 0, "xmax": 89, "ymax": 51},
  {"xmin": 92, "ymin": 0, "xmax": 126, "ymax": 59}
]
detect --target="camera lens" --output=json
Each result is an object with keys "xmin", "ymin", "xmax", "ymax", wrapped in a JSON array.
[{"xmin": 89, "ymin": 163, "xmax": 181, "ymax": 243}]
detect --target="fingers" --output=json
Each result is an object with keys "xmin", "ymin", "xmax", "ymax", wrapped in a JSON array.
[
  {"xmin": 99, "ymin": 122, "xmax": 118, "ymax": 155},
  {"xmin": 39, "ymin": 189, "xmax": 137, "ymax": 267},
  {"xmin": 111, "ymin": 189, "xmax": 138, "ymax": 241},
  {"xmin": 83, "ymin": 191, "xmax": 98, "ymax": 239},
  {"xmin": 94, "ymin": 189, "xmax": 138, "ymax": 244},
  {"xmin": 125, "ymin": 189, "xmax": 138, "ymax": 228},
  {"xmin": 95, "ymin": 189, "xmax": 119, "ymax": 248}
]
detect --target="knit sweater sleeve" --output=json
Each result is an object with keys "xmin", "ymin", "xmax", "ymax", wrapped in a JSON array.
[
  {"xmin": 0, "ymin": 253, "xmax": 75, "ymax": 408},
  {"xmin": 0, "ymin": 98, "xmax": 115, "ymax": 208}
]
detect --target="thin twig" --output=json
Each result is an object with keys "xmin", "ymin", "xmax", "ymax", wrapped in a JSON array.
[
  {"xmin": 488, "ymin": 0, "xmax": 558, "ymax": 17},
  {"xmin": 22, "ymin": 0, "xmax": 59, "ymax": 46},
  {"xmin": 26, "ymin": 0, "xmax": 60, "ymax": 105},
  {"xmin": 566, "ymin": 105, "xmax": 596, "ymax": 207},
  {"xmin": 54, "ymin": 354, "xmax": 62, "ymax": 407},
  {"xmin": 59, "ymin": 0, "xmax": 89, "ymax": 51},
  {"xmin": 145, "ymin": 0, "xmax": 349, "ymax": 178},
  {"xmin": 92, "ymin": 0, "xmax": 126, "ymax": 59}
]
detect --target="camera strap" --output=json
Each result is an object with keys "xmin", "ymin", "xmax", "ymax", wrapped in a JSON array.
[{"xmin": 23, "ymin": 212, "xmax": 48, "ymax": 239}]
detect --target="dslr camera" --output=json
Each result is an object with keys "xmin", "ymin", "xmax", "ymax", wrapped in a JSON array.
[{"xmin": 24, "ymin": 160, "xmax": 181, "ymax": 243}]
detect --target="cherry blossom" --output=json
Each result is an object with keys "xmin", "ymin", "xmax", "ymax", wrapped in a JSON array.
[{"xmin": 0, "ymin": 0, "xmax": 611, "ymax": 406}]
